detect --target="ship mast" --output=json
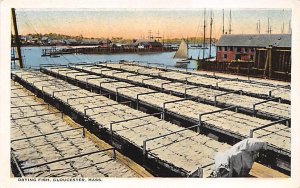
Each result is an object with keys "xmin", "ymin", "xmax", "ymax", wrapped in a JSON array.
[
  {"xmin": 229, "ymin": 9, "xmax": 232, "ymax": 34},
  {"xmin": 267, "ymin": 17, "xmax": 270, "ymax": 34},
  {"xmin": 258, "ymin": 19, "xmax": 261, "ymax": 34},
  {"xmin": 209, "ymin": 10, "xmax": 213, "ymax": 58},
  {"xmin": 202, "ymin": 8, "xmax": 206, "ymax": 60},
  {"xmin": 288, "ymin": 19, "xmax": 291, "ymax": 34},
  {"xmin": 222, "ymin": 9, "xmax": 225, "ymax": 35}
]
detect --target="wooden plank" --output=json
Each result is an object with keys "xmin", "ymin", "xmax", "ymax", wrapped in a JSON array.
[
  {"xmin": 251, "ymin": 68, "xmax": 265, "ymax": 71},
  {"xmin": 274, "ymin": 49, "xmax": 291, "ymax": 52},
  {"xmin": 249, "ymin": 162, "xmax": 289, "ymax": 178},
  {"xmin": 273, "ymin": 71, "xmax": 289, "ymax": 74}
]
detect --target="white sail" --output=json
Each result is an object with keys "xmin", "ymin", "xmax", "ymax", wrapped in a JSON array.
[{"xmin": 174, "ymin": 39, "xmax": 188, "ymax": 59}]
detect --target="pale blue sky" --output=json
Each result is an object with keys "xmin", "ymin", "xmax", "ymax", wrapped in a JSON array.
[{"xmin": 16, "ymin": 9, "xmax": 291, "ymax": 39}]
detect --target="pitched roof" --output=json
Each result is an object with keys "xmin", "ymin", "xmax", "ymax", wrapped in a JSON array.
[{"xmin": 216, "ymin": 34, "xmax": 291, "ymax": 48}]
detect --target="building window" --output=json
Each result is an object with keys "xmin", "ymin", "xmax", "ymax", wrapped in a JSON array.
[
  {"xmin": 236, "ymin": 47, "xmax": 241, "ymax": 52},
  {"xmin": 250, "ymin": 55, "xmax": 254, "ymax": 60},
  {"xmin": 224, "ymin": 46, "xmax": 227, "ymax": 51},
  {"xmin": 224, "ymin": 54, "xmax": 227, "ymax": 59},
  {"xmin": 218, "ymin": 47, "xmax": 222, "ymax": 51},
  {"xmin": 229, "ymin": 47, "xmax": 233, "ymax": 51}
]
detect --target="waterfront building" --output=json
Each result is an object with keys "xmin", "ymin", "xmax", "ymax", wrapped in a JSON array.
[{"xmin": 216, "ymin": 34, "xmax": 291, "ymax": 62}]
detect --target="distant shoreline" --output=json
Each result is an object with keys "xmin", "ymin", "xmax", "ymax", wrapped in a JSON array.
[{"xmin": 12, "ymin": 44, "xmax": 100, "ymax": 47}]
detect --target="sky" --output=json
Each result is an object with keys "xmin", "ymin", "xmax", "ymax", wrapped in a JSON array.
[{"xmin": 15, "ymin": 9, "xmax": 291, "ymax": 39}]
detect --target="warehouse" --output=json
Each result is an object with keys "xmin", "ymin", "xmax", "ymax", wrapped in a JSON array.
[
  {"xmin": 216, "ymin": 34, "xmax": 291, "ymax": 62},
  {"xmin": 214, "ymin": 34, "xmax": 291, "ymax": 80}
]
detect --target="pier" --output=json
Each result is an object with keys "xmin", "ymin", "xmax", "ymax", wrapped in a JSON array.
[
  {"xmin": 69, "ymin": 63, "xmax": 290, "ymax": 120},
  {"xmin": 11, "ymin": 81, "xmax": 148, "ymax": 177},
  {"xmin": 12, "ymin": 70, "xmax": 231, "ymax": 177},
  {"xmin": 9, "ymin": 7, "xmax": 294, "ymax": 180},
  {"xmin": 41, "ymin": 46, "xmax": 175, "ymax": 57},
  {"xmin": 36, "ymin": 64, "xmax": 290, "ymax": 173},
  {"xmin": 11, "ymin": 66, "xmax": 290, "ymax": 177},
  {"xmin": 94, "ymin": 62, "xmax": 290, "ymax": 103}
]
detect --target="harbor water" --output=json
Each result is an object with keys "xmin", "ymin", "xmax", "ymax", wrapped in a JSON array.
[{"xmin": 15, "ymin": 46, "xmax": 216, "ymax": 69}]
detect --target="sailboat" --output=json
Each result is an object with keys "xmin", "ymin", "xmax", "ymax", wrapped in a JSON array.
[{"xmin": 174, "ymin": 39, "xmax": 190, "ymax": 65}]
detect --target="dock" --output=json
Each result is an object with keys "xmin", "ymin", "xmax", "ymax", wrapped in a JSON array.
[
  {"xmin": 40, "ymin": 66, "xmax": 290, "ymax": 153},
  {"xmin": 99, "ymin": 62, "xmax": 290, "ymax": 103},
  {"xmin": 70, "ymin": 63, "xmax": 290, "ymax": 120},
  {"xmin": 12, "ymin": 70, "xmax": 232, "ymax": 177},
  {"xmin": 11, "ymin": 64, "xmax": 291, "ymax": 177},
  {"xmin": 36, "ymin": 65, "xmax": 290, "ymax": 172},
  {"xmin": 11, "ymin": 81, "xmax": 146, "ymax": 177},
  {"xmin": 41, "ymin": 46, "xmax": 175, "ymax": 57}
]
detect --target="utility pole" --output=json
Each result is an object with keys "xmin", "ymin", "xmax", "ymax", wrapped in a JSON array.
[
  {"xmin": 11, "ymin": 8, "xmax": 24, "ymax": 68},
  {"xmin": 222, "ymin": 9, "xmax": 225, "ymax": 35}
]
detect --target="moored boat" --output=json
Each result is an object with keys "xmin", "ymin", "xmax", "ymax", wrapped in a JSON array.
[{"xmin": 174, "ymin": 39, "xmax": 190, "ymax": 64}]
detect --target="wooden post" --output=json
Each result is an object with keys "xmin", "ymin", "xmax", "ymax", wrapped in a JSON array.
[
  {"xmin": 284, "ymin": 52, "xmax": 287, "ymax": 73},
  {"xmin": 11, "ymin": 8, "xmax": 24, "ymax": 68},
  {"xmin": 277, "ymin": 53, "xmax": 281, "ymax": 72},
  {"xmin": 257, "ymin": 50, "xmax": 260, "ymax": 68},
  {"xmin": 269, "ymin": 48, "xmax": 272, "ymax": 78},
  {"xmin": 256, "ymin": 50, "xmax": 261, "ymax": 76},
  {"xmin": 263, "ymin": 50, "xmax": 269, "ymax": 78}
]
